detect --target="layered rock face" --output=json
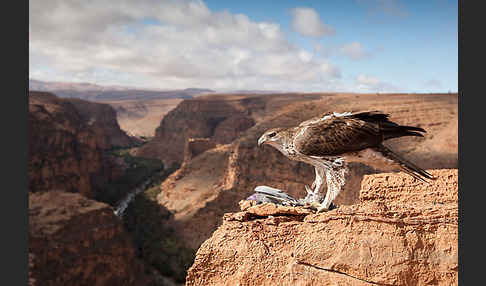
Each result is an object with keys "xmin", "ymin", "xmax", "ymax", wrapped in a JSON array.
[
  {"xmin": 186, "ymin": 169, "xmax": 458, "ymax": 286},
  {"xmin": 29, "ymin": 191, "xmax": 151, "ymax": 286},
  {"xmin": 29, "ymin": 92, "xmax": 105, "ymax": 197},
  {"xmin": 136, "ymin": 97, "xmax": 257, "ymax": 166},
  {"xmin": 155, "ymin": 93, "xmax": 458, "ymax": 251},
  {"xmin": 28, "ymin": 91, "xmax": 132, "ymax": 198},
  {"xmin": 136, "ymin": 93, "xmax": 323, "ymax": 167},
  {"xmin": 65, "ymin": 98, "xmax": 138, "ymax": 148},
  {"xmin": 184, "ymin": 138, "xmax": 217, "ymax": 163}
]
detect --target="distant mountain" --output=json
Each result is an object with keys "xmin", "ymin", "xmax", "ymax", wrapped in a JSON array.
[
  {"xmin": 28, "ymin": 79, "xmax": 215, "ymax": 101},
  {"xmin": 220, "ymin": 89, "xmax": 284, "ymax": 94}
]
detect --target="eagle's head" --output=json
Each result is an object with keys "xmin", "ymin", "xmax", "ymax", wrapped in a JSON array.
[{"xmin": 258, "ymin": 128, "xmax": 286, "ymax": 148}]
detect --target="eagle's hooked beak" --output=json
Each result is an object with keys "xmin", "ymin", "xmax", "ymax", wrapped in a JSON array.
[{"xmin": 257, "ymin": 135, "xmax": 266, "ymax": 147}]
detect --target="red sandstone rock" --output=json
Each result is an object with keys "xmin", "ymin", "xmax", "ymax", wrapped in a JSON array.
[
  {"xmin": 135, "ymin": 93, "xmax": 321, "ymax": 166},
  {"xmin": 29, "ymin": 191, "xmax": 151, "ymax": 286},
  {"xmin": 184, "ymin": 138, "xmax": 217, "ymax": 163},
  {"xmin": 66, "ymin": 98, "xmax": 139, "ymax": 148},
  {"xmin": 186, "ymin": 169, "xmax": 458, "ymax": 286},
  {"xmin": 28, "ymin": 91, "xmax": 131, "ymax": 198},
  {"xmin": 136, "ymin": 97, "xmax": 255, "ymax": 166},
  {"xmin": 155, "ymin": 93, "xmax": 458, "ymax": 253}
]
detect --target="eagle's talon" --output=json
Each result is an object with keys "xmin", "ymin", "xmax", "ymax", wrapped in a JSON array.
[
  {"xmin": 315, "ymin": 202, "xmax": 338, "ymax": 213},
  {"xmin": 328, "ymin": 202, "xmax": 338, "ymax": 210},
  {"xmin": 303, "ymin": 201, "xmax": 320, "ymax": 210}
]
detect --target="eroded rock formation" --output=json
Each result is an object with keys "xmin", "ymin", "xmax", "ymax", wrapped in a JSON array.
[
  {"xmin": 155, "ymin": 93, "xmax": 458, "ymax": 253},
  {"xmin": 186, "ymin": 169, "xmax": 458, "ymax": 286},
  {"xmin": 65, "ymin": 98, "xmax": 139, "ymax": 148},
  {"xmin": 135, "ymin": 93, "xmax": 323, "ymax": 166},
  {"xmin": 29, "ymin": 191, "xmax": 151, "ymax": 286},
  {"xmin": 184, "ymin": 138, "xmax": 217, "ymax": 163},
  {"xmin": 136, "ymin": 97, "xmax": 257, "ymax": 166},
  {"xmin": 28, "ymin": 91, "xmax": 133, "ymax": 198}
]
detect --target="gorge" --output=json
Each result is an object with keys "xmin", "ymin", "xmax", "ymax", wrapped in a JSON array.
[{"xmin": 28, "ymin": 90, "xmax": 458, "ymax": 285}]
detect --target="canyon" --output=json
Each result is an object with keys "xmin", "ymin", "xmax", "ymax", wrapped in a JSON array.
[
  {"xmin": 100, "ymin": 98, "xmax": 184, "ymax": 137},
  {"xmin": 150, "ymin": 92, "xmax": 457, "ymax": 251},
  {"xmin": 29, "ymin": 79, "xmax": 215, "ymax": 137},
  {"xmin": 28, "ymin": 91, "xmax": 166, "ymax": 285},
  {"xmin": 28, "ymin": 89, "xmax": 458, "ymax": 285}
]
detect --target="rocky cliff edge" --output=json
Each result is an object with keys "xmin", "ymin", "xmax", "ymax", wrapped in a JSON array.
[
  {"xmin": 29, "ymin": 191, "xmax": 151, "ymax": 286},
  {"xmin": 186, "ymin": 169, "xmax": 458, "ymax": 286}
]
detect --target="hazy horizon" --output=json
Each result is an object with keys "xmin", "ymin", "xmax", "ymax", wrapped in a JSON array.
[{"xmin": 29, "ymin": 0, "xmax": 458, "ymax": 93}]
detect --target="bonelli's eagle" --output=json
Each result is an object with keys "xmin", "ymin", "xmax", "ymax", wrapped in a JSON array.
[{"xmin": 257, "ymin": 111, "xmax": 434, "ymax": 212}]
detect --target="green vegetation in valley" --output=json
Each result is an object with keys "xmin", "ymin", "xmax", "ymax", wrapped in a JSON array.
[
  {"xmin": 96, "ymin": 147, "xmax": 165, "ymax": 205},
  {"xmin": 100, "ymin": 144, "xmax": 191, "ymax": 283},
  {"xmin": 123, "ymin": 183, "xmax": 195, "ymax": 284}
]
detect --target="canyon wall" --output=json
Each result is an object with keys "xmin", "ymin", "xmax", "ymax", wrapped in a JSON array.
[
  {"xmin": 186, "ymin": 169, "xmax": 458, "ymax": 286},
  {"xmin": 65, "ymin": 98, "xmax": 139, "ymax": 148},
  {"xmin": 136, "ymin": 93, "xmax": 323, "ymax": 167},
  {"xmin": 28, "ymin": 91, "xmax": 134, "ymax": 198},
  {"xmin": 29, "ymin": 191, "xmax": 151, "ymax": 286},
  {"xmin": 136, "ymin": 97, "xmax": 256, "ymax": 166},
  {"xmin": 154, "ymin": 93, "xmax": 458, "ymax": 251}
]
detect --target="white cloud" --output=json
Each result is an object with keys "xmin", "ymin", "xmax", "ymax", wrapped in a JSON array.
[
  {"xmin": 298, "ymin": 50, "xmax": 313, "ymax": 62},
  {"xmin": 29, "ymin": 0, "xmax": 342, "ymax": 91},
  {"xmin": 340, "ymin": 42, "xmax": 372, "ymax": 60},
  {"xmin": 290, "ymin": 7, "xmax": 335, "ymax": 38},
  {"xmin": 356, "ymin": 74, "xmax": 400, "ymax": 92}
]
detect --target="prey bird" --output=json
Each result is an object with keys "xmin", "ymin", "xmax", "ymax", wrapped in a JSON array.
[{"xmin": 257, "ymin": 111, "xmax": 434, "ymax": 212}]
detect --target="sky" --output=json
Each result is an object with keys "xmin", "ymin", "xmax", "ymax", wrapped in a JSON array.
[{"xmin": 29, "ymin": 0, "xmax": 458, "ymax": 93}]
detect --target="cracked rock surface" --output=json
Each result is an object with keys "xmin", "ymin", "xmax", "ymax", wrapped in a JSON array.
[{"xmin": 185, "ymin": 169, "xmax": 458, "ymax": 286}]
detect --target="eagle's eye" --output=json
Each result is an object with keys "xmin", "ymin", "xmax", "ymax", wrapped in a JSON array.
[{"xmin": 268, "ymin": 132, "xmax": 277, "ymax": 138}]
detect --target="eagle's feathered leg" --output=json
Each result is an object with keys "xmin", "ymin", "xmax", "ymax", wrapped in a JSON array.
[
  {"xmin": 306, "ymin": 167, "xmax": 320, "ymax": 196},
  {"xmin": 316, "ymin": 159, "xmax": 348, "ymax": 213},
  {"xmin": 300, "ymin": 166, "xmax": 325, "ymax": 208},
  {"xmin": 302, "ymin": 166, "xmax": 325, "ymax": 204},
  {"xmin": 313, "ymin": 166, "xmax": 326, "ymax": 198}
]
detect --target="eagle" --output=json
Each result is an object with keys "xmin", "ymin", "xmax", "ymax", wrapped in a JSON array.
[{"xmin": 257, "ymin": 111, "xmax": 434, "ymax": 212}]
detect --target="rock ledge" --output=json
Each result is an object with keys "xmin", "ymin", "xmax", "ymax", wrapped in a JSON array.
[{"xmin": 186, "ymin": 169, "xmax": 458, "ymax": 286}]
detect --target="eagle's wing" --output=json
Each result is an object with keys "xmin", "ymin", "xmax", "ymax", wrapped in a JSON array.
[
  {"xmin": 293, "ymin": 111, "xmax": 426, "ymax": 157},
  {"xmin": 293, "ymin": 113, "xmax": 381, "ymax": 156}
]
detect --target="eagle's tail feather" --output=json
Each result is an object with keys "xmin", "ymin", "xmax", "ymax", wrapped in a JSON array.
[
  {"xmin": 399, "ymin": 125, "xmax": 426, "ymax": 133},
  {"xmin": 350, "ymin": 111, "xmax": 427, "ymax": 139},
  {"xmin": 375, "ymin": 144, "xmax": 435, "ymax": 183},
  {"xmin": 382, "ymin": 125, "xmax": 426, "ymax": 140},
  {"xmin": 402, "ymin": 131, "xmax": 424, "ymax": 138}
]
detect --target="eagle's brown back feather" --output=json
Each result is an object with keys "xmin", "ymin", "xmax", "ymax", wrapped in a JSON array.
[{"xmin": 293, "ymin": 111, "xmax": 426, "ymax": 157}]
